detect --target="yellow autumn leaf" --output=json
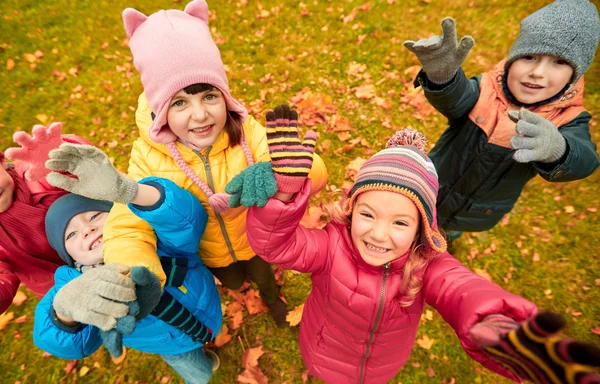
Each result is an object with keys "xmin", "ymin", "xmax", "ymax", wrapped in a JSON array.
[
  {"xmin": 286, "ymin": 303, "xmax": 304, "ymax": 326},
  {"xmin": 23, "ymin": 53, "xmax": 37, "ymax": 63},
  {"xmin": 0, "ymin": 311, "xmax": 15, "ymax": 330},
  {"xmin": 12, "ymin": 291, "xmax": 27, "ymax": 306},
  {"xmin": 36, "ymin": 114, "xmax": 48, "ymax": 123},
  {"xmin": 474, "ymin": 268, "xmax": 492, "ymax": 282},
  {"xmin": 79, "ymin": 366, "xmax": 90, "ymax": 377},
  {"xmin": 416, "ymin": 334, "xmax": 434, "ymax": 350},
  {"xmin": 6, "ymin": 58, "xmax": 15, "ymax": 71}
]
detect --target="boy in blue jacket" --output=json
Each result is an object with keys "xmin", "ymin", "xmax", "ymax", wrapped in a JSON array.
[{"xmin": 34, "ymin": 144, "xmax": 222, "ymax": 384}]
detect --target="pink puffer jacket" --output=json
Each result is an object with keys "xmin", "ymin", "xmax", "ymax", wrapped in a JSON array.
[{"xmin": 247, "ymin": 180, "xmax": 537, "ymax": 384}]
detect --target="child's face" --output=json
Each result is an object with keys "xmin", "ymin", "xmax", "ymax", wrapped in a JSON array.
[
  {"xmin": 0, "ymin": 163, "xmax": 15, "ymax": 213},
  {"xmin": 506, "ymin": 54, "xmax": 574, "ymax": 104},
  {"xmin": 167, "ymin": 88, "xmax": 228, "ymax": 150},
  {"xmin": 351, "ymin": 190, "xmax": 420, "ymax": 267},
  {"xmin": 64, "ymin": 210, "xmax": 108, "ymax": 266}
]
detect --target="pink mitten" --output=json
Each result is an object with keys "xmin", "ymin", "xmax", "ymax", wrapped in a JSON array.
[{"xmin": 4, "ymin": 122, "xmax": 65, "ymax": 182}]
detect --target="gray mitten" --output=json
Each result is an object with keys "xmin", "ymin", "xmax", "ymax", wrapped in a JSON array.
[
  {"xmin": 509, "ymin": 109, "xmax": 566, "ymax": 163},
  {"xmin": 404, "ymin": 17, "xmax": 475, "ymax": 84},
  {"xmin": 45, "ymin": 143, "xmax": 138, "ymax": 204},
  {"xmin": 53, "ymin": 264, "xmax": 136, "ymax": 331}
]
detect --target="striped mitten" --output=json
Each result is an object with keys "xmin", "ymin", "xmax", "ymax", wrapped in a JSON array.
[
  {"xmin": 472, "ymin": 312, "xmax": 600, "ymax": 384},
  {"xmin": 266, "ymin": 104, "xmax": 316, "ymax": 194}
]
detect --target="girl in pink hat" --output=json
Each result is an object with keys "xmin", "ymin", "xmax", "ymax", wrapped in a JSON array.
[{"xmin": 100, "ymin": 0, "xmax": 328, "ymax": 328}]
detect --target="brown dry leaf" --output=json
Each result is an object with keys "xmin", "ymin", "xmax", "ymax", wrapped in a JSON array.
[
  {"xmin": 329, "ymin": 116, "xmax": 353, "ymax": 132},
  {"xmin": 110, "ymin": 347, "xmax": 127, "ymax": 365},
  {"xmin": 0, "ymin": 312, "xmax": 14, "ymax": 331},
  {"xmin": 373, "ymin": 97, "xmax": 392, "ymax": 110},
  {"xmin": 532, "ymin": 253, "xmax": 540, "ymax": 262},
  {"xmin": 286, "ymin": 303, "xmax": 304, "ymax": 326},
  {"xmin": 6, "ymin": 58, "xmax": 15, "ymax": 71},
  {"xmin": 237, "ymin": 366, "xmax": 269, "ymax": 384},
  {"xmin": 14, "ymin": 315, "xmax": 28, "ymax": 324},
  {"xmin": 23, "ymin": 53, "xmax": 38, "ymax": 63},
  {"xmin": 226, "ymin": 301, "xmax": 244, "ymax": 317},
  {"xmin": 12, "ymin": 291, "xmax": 27, "ymax": 306},
  {"xmin": 79, "ymin": 366, "xmax": 90, "ymax": 377},
  {"xmin": 244, "ymin": 289, "xmax": 267, "ymax": 315},
  {"xmin": 595, "ymin": 278, "xmax": 600, "ymax": 286},
  {"xmin": 230, "ymin": 311, "xmax": 244, "ymax": 330},
  {"xmin": 354, "ymin": 83, "xmax": 376, "ymax": 99},
  {"xmin": 68, "ymin": 67, "xmax": 78, "ymax": 77},
  {"xmin": 337, "ymin": 132, "xmax": 352, "ymax": 142},
  {"xmin": 426, "ymin": 366, "xmax": 435, "ymax": 377},
  {"xmin": 300, "ymin": 206, "xmax": 326, "ymax": 229},
  {"xmin": 228, "ymin": 289, "xmax": 246, "ymax": 304},
  {"xmin": 416, "ymin": 334, "xmax": 434, "ymax": 350},
  {"xmin": 64, "ymin": 360, "xmax": 77, "ymax": 374},
  {"xmin": 302, "ymin": 370, "xmax": 310, "ymax": 383},
  {"xmin": 242, "ymin": 346, "xmax": 265, "ymax": 369},
  {"xmin": 592, "ymin": 327, "xmax": 600, "ymax": 335},
  {"xmin": 214, "ymin": 324, "xmax": 233, "ymax": 347},
  {"xmin": 344, "ymin": 157, "xmax": 367, "ymax": 181},
  {"xmin": 107, "ymin": 140, "xmax": 119, "ymax": 149},
  {"xmin": 474, "ymin": 268, "xmax": 492, "ymax": 282}
]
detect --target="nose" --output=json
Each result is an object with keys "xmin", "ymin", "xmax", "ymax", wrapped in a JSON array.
[
  {"xmin": 370, "ymin": 222, "xmax": 387, "ymax": 242},
  {"xmin": 82, "ymin": 225, "xmax": 97, "ymax": 238},
  {"xmin": 191, "ymin": 102, "xmax": 208, "ymax": 121},
  {"xmin": 529, "ymin": 60, "xmax": 547, "ymax": 79}
]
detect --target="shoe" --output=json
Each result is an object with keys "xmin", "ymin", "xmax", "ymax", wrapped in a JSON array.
[
  {"xmin": 266, "ymin": 297, "xmax": 289, "ymax": 328},
  {"xmin": 205, "ymin": 349, "xmax": 220, "ymax": 372}
]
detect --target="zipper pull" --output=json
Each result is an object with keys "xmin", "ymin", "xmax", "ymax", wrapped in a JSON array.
[{"xmin": 383, "ymin": 263, "xmax": 390, "ymax": 271}]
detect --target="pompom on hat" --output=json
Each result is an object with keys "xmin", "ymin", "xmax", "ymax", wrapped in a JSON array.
[
  {"xmin": 122, "ymin": 0, "xmax": 248, "ymax": 144},
  {"xmin": 343, "ymin": 128, "xmax": 447, "ymax": 252}
]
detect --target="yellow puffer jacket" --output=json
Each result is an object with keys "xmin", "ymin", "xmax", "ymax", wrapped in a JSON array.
[{"xmin": 103, "ymin": 93, "xmax": 328, "ymax": 284}]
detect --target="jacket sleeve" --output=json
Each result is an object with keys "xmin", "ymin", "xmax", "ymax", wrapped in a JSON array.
[
  {"xmin": 245, "ymin": 115, "xmax": 328, "ymax": 195},
  {"xmin": 534, "ymin": 112, "xmax": 600, "ymax": 182},
  {"xmin": 33, "ymin": 267, "xmax": 102, "ymax": 360},
  {"xmin": 247, "ymin": 179, "xmax": 330, "ymax": 275},
  {"xmin": 417, "ymin": 68, "xmax": 481, "ymax": 121},
  {"xmin": 423, "ymin": 253, "xmax": 538, "ymax": 382},
  {"xmin": 102, "ymin": 140, "xmax": 167, "ymax": 286},
  {"xmin": 128, "ymin": 177, "xmax": 207, "ymax": 255},
  {"xmin": 0, "ymin": 249, "xmax": 20, "ymax": 314}
]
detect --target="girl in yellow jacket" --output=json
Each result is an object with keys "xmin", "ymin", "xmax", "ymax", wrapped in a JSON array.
[{"xmin": 103, "ymin": 0, "xmax": 327, "ymax": 327}]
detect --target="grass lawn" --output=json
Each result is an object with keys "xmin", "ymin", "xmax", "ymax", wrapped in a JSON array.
[{"xmin": 1, "ymin": 0, "xmax": 598, "ymax": 383}]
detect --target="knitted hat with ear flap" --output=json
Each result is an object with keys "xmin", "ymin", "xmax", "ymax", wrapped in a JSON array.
[
  {"xmin": 505, "ymin": 0, "xmax": 600, "ymax": 88},
  {"xmin": 122, "ymin": 0, "xmax": 255, "ymax": 214},
  {"xmin": 122, "ymin": 0, "xmax": 248, "ymax": 144},
  {"xmin": 343, "ymin": 128, "xmax": 447, "ymax": 253}
]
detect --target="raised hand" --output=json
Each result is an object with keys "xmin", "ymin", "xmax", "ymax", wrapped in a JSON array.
[
  {"xmin": 266, "ymin": 104, "xmax": 316, "ymax": 194},
  {"xmin": 4, "ymin": 122, "xmax": 66, "ymax": 181},
  {"xmin": 404, "ymin": 17, "xmax": 475, "ymax": 84},
  {"xmin": 45, "ymin": 144, "xmax": 138, "ymax": 204},
  {"xmin": 471, "ymin": 312, "xmax": 600, "ymax": 384},
  {"xmin": 53, "ymin": 264, "xmax": 136, "ymax": 331},
  {"xmin": 509, "ymin": 109, "xmax": 567, "ymax": 163},
  {"xmin": 225, "ymin": 161, "xmax": 277, "ymax": 208}
]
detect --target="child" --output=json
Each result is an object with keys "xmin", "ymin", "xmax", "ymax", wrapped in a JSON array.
[
  {"xmin": 404, "ymin": 0, "xmax": 600, "ymax": 239},
  {"xmin": 242, "ymin": 106, "xmax": 600, "ymax": 383},
  {"xmin": 101, "ymin": 0, "xmax": 328, "ymax": 327},
  {"xmin": 34, "ymin": 144, "xmax": 222, "ymax": 383},
  {"xmin": 0, "ymin": 123, "xmax": 90, "ymax": 312}
]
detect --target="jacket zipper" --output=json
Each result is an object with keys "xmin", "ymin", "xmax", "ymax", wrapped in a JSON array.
[
  {"xmin": 194, "ymin": 148, "xmax": 238, "ymax": 263},
  {"xmin": 358, "ymin": 263, "xmax": 390, "ymax": 384}
]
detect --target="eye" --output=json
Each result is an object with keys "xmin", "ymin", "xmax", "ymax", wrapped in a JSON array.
[
  {"xmin": 65, "ymin": 231, "xmax": 76, "ymax": 241},
  {"xmin": 394, "ymin": 221, "xmax": 408, "ymax": 226},
  {"xmin": 360, "ymin": 212, "xmax": 373, "ymax": 219},
  {"xmin": 90, "ymin": 212, "xmax": 102, "ymax": 221},
  {"xmin": 522, "ymin": 55, "xmax": 536, "ymax": 61},
  {"xmin": 171, "ymin": 99, "xmax": 185, "ymax": 107},
  {"xmin": 555, "ymin": 59, "xmax": 569, "ymax": 65},
  {"xmin": 204, "ymin": 93, "xmax": 219, "ymax": 101}
]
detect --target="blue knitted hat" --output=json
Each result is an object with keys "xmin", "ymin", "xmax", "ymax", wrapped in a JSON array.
[{"xmin": 45, "ymin": 194, "xmax": 113, "ymax": 266}]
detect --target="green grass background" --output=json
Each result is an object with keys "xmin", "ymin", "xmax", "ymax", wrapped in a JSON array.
[{"xmin": 0, "ymin": 0, "xmax": 598, "ymax": 383}]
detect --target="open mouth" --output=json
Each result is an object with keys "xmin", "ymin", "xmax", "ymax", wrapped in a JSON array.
[
  {"xmin": 364, "ymin": 241, "xmax": 390, "ymax": 254},
  {"xmin": 89, "ymin": 235, "xmax": 103, "ymax": 251},
  {"xmin": 522, "ymin": 82, "xmax": 544, "ymax": 89},
  {"xmin": 189, "ymin": 125, "xmax": 213, "ymax": 134}
]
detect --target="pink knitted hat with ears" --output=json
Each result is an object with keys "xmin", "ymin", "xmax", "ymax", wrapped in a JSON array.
[{"xmin": 122, "ymin": 0, "xmax": 248, "ymax": 144}]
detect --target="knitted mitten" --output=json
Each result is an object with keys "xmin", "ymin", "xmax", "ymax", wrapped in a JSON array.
[
  {"xmin": 225, "ymin": 161, "xmax": 278, "ymax": 208},
  {"xmin": 100, "ymin": 267, "xmax": 162, "ymax": 358},
  {"xmin": 4, "ymin": 122, "xmax": 66, "ymax": 181},
  {"xmin": 266, "ymin": 104, "xmax": 316, "ymax": 194},
  {"xmin": 508, "ymin": 109, "xmax": 567, "ymax": 163},
  {"xmin": 471, "ymin": 312, "xmax": 600, "ymax": 384},
  {"xmin": 45, "ymin": 144, "xmax": 138, "ymax": 204},
  {"xmin": 404, "ymin": 18, "xmax": 475, "ymax": 84}
]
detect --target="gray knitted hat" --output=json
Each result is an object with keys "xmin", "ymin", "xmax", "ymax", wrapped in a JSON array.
[{"xmin": 506, "ymin": 0, "xmax": 600, "ymax": 86}]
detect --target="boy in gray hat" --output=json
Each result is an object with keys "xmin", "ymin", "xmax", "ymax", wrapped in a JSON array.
[{"xmin": 404, "ymin": 0, "xmax": 600, "ymax": 244}]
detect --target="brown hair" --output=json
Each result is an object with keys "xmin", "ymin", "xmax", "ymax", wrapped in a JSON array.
[
  {"xmin": 182, "ymin": 83, "xmax": 243, "ymax": 146},
  {"xmin": 324, "ymin": 197, "xmax": 440, "ymax": 307}
]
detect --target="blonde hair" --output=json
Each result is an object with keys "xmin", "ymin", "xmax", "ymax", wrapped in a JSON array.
[{"xmin": 324, "ymin": 198, "xmax": 440, "ymax": 307}]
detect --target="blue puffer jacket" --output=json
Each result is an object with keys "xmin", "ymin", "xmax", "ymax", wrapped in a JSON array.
[{"xmin": 33, "ymin": 177, "xmax": 222, "ymax": 359}]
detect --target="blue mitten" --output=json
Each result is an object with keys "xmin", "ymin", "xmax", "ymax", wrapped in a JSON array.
[
  {"xmin": 99, "ymin": 267, "xmax": 162, "ymax": 357},
  {"xmin": 225, "ymin": 161, "xmax": 278, "ymax": 208}
]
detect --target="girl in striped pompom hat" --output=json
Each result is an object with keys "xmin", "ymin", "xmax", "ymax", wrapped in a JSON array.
[{"xmin": 245, "ymin": 117, "xmax": 600, "ymax": 384}]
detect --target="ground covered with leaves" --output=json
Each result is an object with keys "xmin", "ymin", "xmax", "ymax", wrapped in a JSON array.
[{"xmin": 1, "ymin": 0, "xmax": 599, "ymax": 383}]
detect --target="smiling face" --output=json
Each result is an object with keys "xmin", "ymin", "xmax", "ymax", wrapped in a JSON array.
[
  {"xmin": 351, "ymin": 190, "xmax": 421, "ymax": 267},
  {"xmin": 166, "ymin": 86, "xmax": 228, "ymax": 150},
  {"xmin": 506, "ymin": 54, "xmax": 574, "ymax": 104},
  {"xmin": 0, "ymin": 162, "xmax": 15, "ymax": 213},
  {"xmin": 64, "ymin": 211, "xmax": 108, "ymax": 266}
]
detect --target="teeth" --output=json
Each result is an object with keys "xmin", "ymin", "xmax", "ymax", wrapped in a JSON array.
[
  {"xmin": 365, "ymin": 242, "xmax": 388, "ymax": 253},
  {"xmin": 191, "ymin": 126, "xmax": 211, "ymax": 133},
  {"xmin": 90, "ymin": 239, "xmax": 102, "ymax": 250},
  {"xmin": 524, "ymin": 83, "xmax": 542, "ymax": 89}
]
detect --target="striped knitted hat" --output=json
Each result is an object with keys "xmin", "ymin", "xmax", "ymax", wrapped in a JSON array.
[{"xmin": 343, "ymin": 128, "xmax": 446, "ymax": 252}]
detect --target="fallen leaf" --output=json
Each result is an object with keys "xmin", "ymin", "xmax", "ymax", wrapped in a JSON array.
[
  {"xmin": 474, "ymin": 268, "xmax": 492, "ymax": 282},
  {"xmin": 416, "ymin": 334, "xmax": 434, "ymax": 350},
  {"xmin": 35, "ymin": 114, "xmax": 48, "ymax": 124},
  {"xmin": 230, "ymin": 311, "xmax": 243, "ymax": 330},
  {"xmin": 300, "ymin": 206, "xmax": 326, "ymax": 229},
  {"xmin": 237, "ymin": 366, "xmax": 269, "ymax": 384},
  {"xmin": 23, "ymin": 53, "xmax": 38, "ymax": 63},
  {"xmin": 426, "ymin": 367, "xmax": 435, "ymax": 377},
  {"xmin": 110, "ymin": 347, "xmax": 127, "ymax": 365},
  {"xmin": 12, "ymin": 291, "xmax": 27, "ymax": 306},
  {"xmin": 286, "ymin": 303, "xmax": 304, "ymax": 326},
  {"xmin": 14, "ymin": 315, "xmax": 28, "ymax": 324},
  {"xmin": 354, "ymin": 83, "xmax": 376, "ymax": 99},
  {"xmin": 564, "ymin": 205, "xmax": 575, "ymax": 214},
  {"xmin": 242, "ymin": 346, "xmax": 265, "ymax": 369},
  {"xmin": 226, "ymin": 301, "xmax": 244, "ymax": 317},
  {"xmin": 42, "ymin": 352, "xmax": 52, "ymax": 358},
  {"xmin": 0, "ymin": 312, "xmax": 14, "ymax": 330},
  {"xmin": 64, "ymin": 360, "xmax": 77, "ymax": 374},
  {"xmin": 214, "ymin": 324, "xmax": 232, "ymax": 347},
  {"xmin": 6, "ymin": 58, "xmax": 15, "ymax": 71},
  {"xmin": 244, "ymin": 289, "xmax": 267, "ymax": 315},
  {"xmin": 344, "ymin": 157, "xmax": 367, "ymax": 181},
  {"xmin": 592, "ymin": 327, "xmax": 600, "ymax": 335},
  {"xmin": 107, "ymin": 140, "xmax": 119, "ymax": 149},
  {"xmin": 424, "ymin": 309, "xmax": 433, "ymax": 321},
  {"xmin": 79, "ymin": 366, "xmax": 90, "ymax": 377}
]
